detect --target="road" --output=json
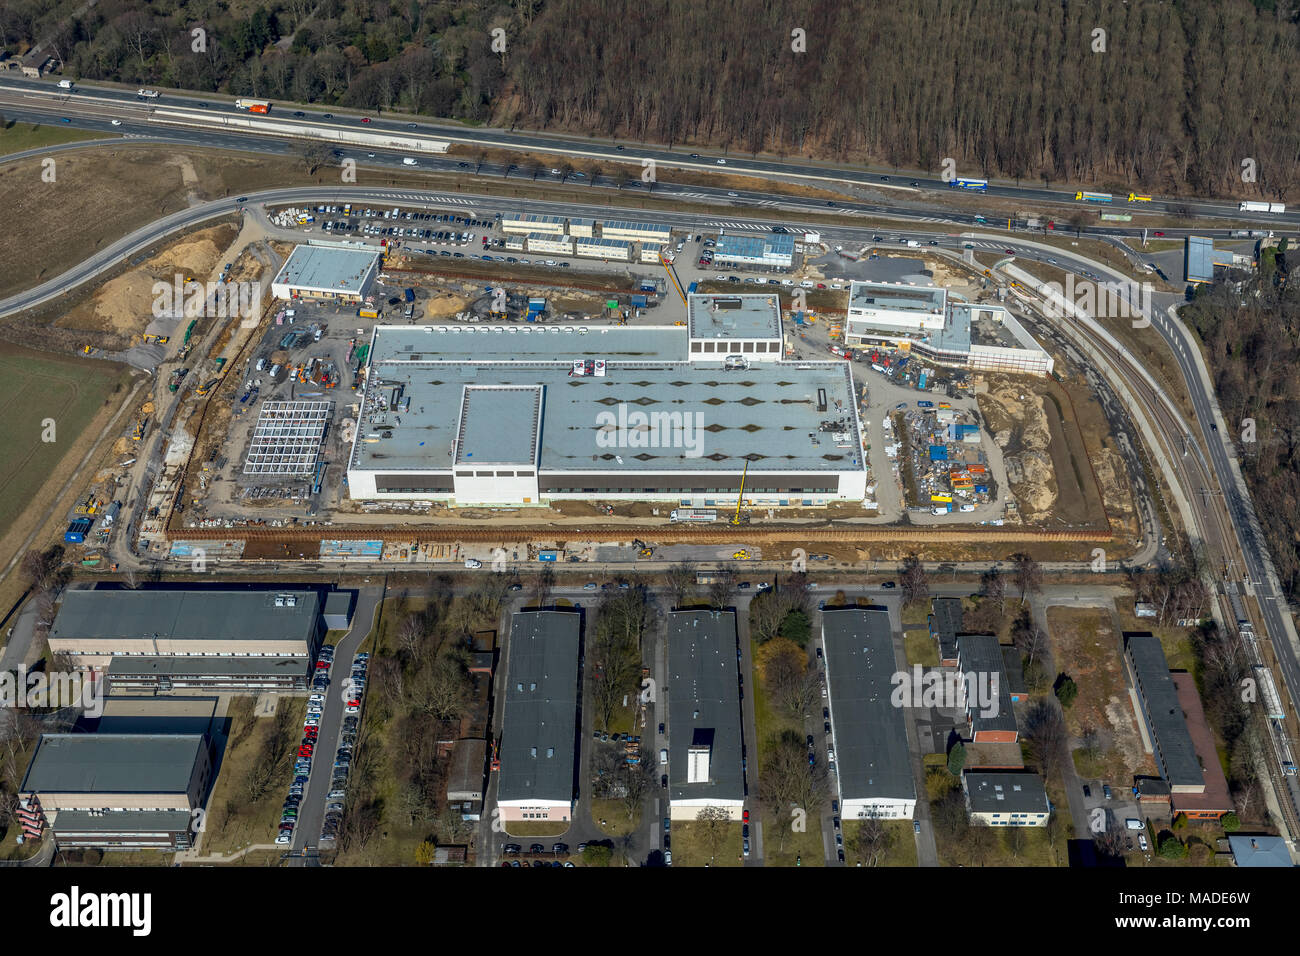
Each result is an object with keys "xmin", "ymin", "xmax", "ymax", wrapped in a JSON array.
[
  {"xmin": 1, "ymin": 75, "xmax": 1295, "ymax": 232},
  {"xmin": 288, "ymin": 582, "xmax": 385, "ymax": 860}
]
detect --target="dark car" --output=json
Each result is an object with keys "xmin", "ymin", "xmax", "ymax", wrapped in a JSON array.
[
  {"xmin": 293, "ymin": 111, "xmax": 305, "ymax": 117},
  {"xmin": 881, "ymin": 581, "xmax": 897, "ymax": 589},
  {"xmin": 530, "ymin": 844, "xmax": 545, "ymax": 854},
  {"xmin": 1082, "ymin": 785, "xmax": 1092, "ymax": 798},
  {"xmin": 826, "ymin": 200, "xmax": 836, "ymax": 206},
  {"xmin": 661, "ymin": 774, "xmax": 668, "ymax": 788},
  {"xmin": 323, "ymin": 113, "xmax": 333, "ymax": 119}
]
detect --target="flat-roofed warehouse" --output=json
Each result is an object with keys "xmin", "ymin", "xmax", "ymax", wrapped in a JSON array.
[
  {"xmin": 666, "ymin": 609, "xmax": 745, "ymax": 820},
  {"xmin": 822, "ymin": 607, "xmax": 916, "ymax": 820},
  {"xmin": 496, "ymin": 611, "xmax": 581, "ymax": 823},
  {"xmin": 270, "ymin": 244, "xmax": 380, "ymax": 302},
  {"xmin": 712, "ymin": 232, "xmax": 795, "ymax": 268},
  {"xmin": 346, "ymin": 321, "xmax": 867, "ymax": 507},
  {"xmin": 49, "ymin": 588, "xmax": 324, "ymax": 675},
  {"xmin": 17, "ymin": 733, "xmax": 212, "ymax": 849}
]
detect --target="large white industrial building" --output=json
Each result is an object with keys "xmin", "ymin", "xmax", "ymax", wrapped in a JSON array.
[{"xmin": 346, "ymin": 295, "xmax": 867, "ymax": 508}]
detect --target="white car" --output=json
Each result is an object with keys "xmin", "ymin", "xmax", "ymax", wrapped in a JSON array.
[
  {"xmin": 110, "ymin": 119, "xmax": 122, "ymax": 126},
  {"xmin": 346, "ymin": 704, "xmax": 359, "ymax": 714},
  {"xmin": 309, "ymin": 694, "xmax": 325, "ymax": 705},
  {"xmin": 305, "ymin": 717, "xmax": 320, "ymax": 727},
  {"xmin": 275, "ymin": 833, "xmax": 292, "ymax": 845},
  {"xmin": 137, "ymin": 88, "xmax": 159, "ymax": 98},
  {"xmin": 959, "ymin": 503, "xmax": 976, "ymax": 512},
  {"xmin": 464, "ymin": 558, "xmax": 482, "ymax": 569},
  {"xmin": 716, "ymin": 158, "xmax": 726, "ymax": 165}
]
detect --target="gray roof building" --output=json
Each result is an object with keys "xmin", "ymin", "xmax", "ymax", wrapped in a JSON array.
[
  {"xmin": 497, "ymin": 611, "xmax": 580, "ymax": 809},
  {"xmin": 1125, "ymin": 632, "xmax": 1204, "ymax": 792},
  {"xmin": 963, "ymin": 771, "xmax": 1050, "ymax": 815},
  {"xmin": 955, "ymin": 633, "xmax": 1018, "ymax": 740},
  {"xmin": 1227, "ymin": 835, "xmax": 1294, "ymax": 867},
  {"xmin": 21, "ymin": 733, "xmax": 207, "ymax": 796},
  {"xmin": 929, "ymin": 597, "xmax": 963, "ymax": 664},
  {"xmin": 50, "ymin": 588, "xmax": 323, "ymax": 651},
  {"xmin": 667, "ymin": 610, "xmax": 745, "ymax": 812},
  {"xmin": 822, "ymin": 608, "xmax": 916, "ymax": 816}
]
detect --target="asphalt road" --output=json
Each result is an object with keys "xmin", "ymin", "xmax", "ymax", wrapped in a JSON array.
[
  {"xmin": 2, "ymin": 76, "xmax": 1296, "ymax": 231},
  {"xmin": 289, "ymin": 583, "xmax": 384, "ymax": 858}
]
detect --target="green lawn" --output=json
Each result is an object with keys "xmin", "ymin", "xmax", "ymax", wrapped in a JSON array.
[
  {"xmin": 904, "ymin": 630, "xmax": 939, "ymax": 666},
  {"xmin": 0, "ymin": 348, "xmax": 129, "ymax": 539},
  {"xmin": 590, "ymin": 797, "xmax": 640, "ymax": 840},
  {"xmin": 900, "ymin": 602, "xmax": 930, "ymax": 630},
  {"xmin": 673, "ymin": 820, "xmax": 743, "ymax": 867},
  {"xmin": 760, "ymin": 813, "xmax": 826, "ymax": 867},
  {"xmin": 0, "ymin": 120, "xmax": 110, "ymax": 156},
  {"xmin": 842, "ymin": 820, "xmax": 918, "ymax": 867}
]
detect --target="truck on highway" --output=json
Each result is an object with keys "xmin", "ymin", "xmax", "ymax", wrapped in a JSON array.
[
  {"xmin": 58, "ymin": 79, "xmax": 74, "ymax": 89},
  {"xmin": 1239, "ymin": 201, "xmax": 1286, "ymax": 213},
  {"xmin": 402, "ymin": 157, "xmax": 418, "ymax": 166},
  {"xmin": 235, "ymin": 98, "xmax": 271, "ymax": 114}
]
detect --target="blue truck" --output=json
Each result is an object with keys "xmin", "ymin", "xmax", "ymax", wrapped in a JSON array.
[{"xmin": 403, "ymin": 288, "xmax": 415, "ymax": 303}]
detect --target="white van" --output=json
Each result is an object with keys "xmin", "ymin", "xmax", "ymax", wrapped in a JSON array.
[
  {"xmin": 402, "ymin": 157, "xmax": 417, "ymax": 166},
  {"xmin": 1125, "ymin": 818, "xmax": 1144, "ymax": 831},
  {"xmin": 659, "ymin": 748, "xmax": 668, "ymax": 765},
  {"xmin": 58, "ymin": 79, "xmax": 74, "ymax": 89}
]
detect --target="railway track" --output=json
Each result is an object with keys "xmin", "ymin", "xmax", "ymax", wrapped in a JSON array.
[{"xmin": 165, "ymin": 522, "xmax": 1110, "ymax": 546}]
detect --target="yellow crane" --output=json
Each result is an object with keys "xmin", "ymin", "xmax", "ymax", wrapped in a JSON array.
[{"xmin": 730, "ymin": 459, "xmax": 749, "ymax": 525}]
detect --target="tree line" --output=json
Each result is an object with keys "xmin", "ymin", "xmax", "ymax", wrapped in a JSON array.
[{"xmin": 4, "ymin": 0, "xmax": 1300, "ymax": 198}]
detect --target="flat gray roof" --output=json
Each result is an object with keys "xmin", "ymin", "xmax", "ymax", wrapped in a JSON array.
[
  {"xmin": 52, "ymin": 808, "xmax": 193, "ymax": 833},
  {"xmin": 498, "ymin": 611, "xmax": 580, "ymax": 804},
  {"xmin": 372, "ymin": 324, "xmax": 688, "ymax": 363},
  {"xmin": 963, "ymin": 771, "xmax": 1049, "ymax": 814},
  {"xmin": 955, "ymin": 633, "xmax": 1017, "ymax": 736},
  {"xmin": 106, "ymin": 656, "xmax": 311, "ymax": 678},
  {"xmin": 455, "ymin": 386, "xmax": 541, "ymax": 466},
  {"xmin": 687, "ymin": 293, "xmax": 782, "ymax": 340},
  {"xmin": 272, "ymin": 245, "xmax": 378, "ymax": 294},
  {"xmin": 354, "ymin": 336, "xmax": 863, "ymax": 477},
  {"xmin": 51, "ymin": 589, "xmax": 321, "ymax": 645},
  {"xmin": 1126, "ymin": 633, "xmax": 1204, "ymax": 789},
  {"xmin": 849, "ymin": 280, "xmax": 947, "ymax": 313},
  {"xmin": 822, "ymin": 608, "xmax": 915, "ymax": 804},
  {"xmin": 22, "ymin": 734, "xmax": 205, "ymax": 795},
  {"xmin": 667, "ymin": 610, "xmax": 744, "ymax": 803}
]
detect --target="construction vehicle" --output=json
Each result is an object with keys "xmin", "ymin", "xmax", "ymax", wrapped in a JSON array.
[
  {"xmin": 141, "ymin": 333, "xmax": 169, "ymax": 345},
  {"xmin": 168, "ymin": 368, "xmax": 188, "ymax": 393},
  {"xmin": 131, "ymin": 417, "xmax": 147, "ymax": 441},
  {"xmin": 730, "ymin": 460, "xmax": 749, "ymax": 526},
  {"xmin": 195, "ymin": 378, "xmax": 220, "ymax": 396}
]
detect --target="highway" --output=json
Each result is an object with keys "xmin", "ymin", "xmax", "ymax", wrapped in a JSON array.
[{"xmin": 1, "ymin": 75, "xmax": 1297, "ymax": 241}]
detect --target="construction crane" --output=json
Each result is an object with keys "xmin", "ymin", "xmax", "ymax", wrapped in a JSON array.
[{"xmin": 730, "ymin": 460, "xmax": 749, "ymax": 525}]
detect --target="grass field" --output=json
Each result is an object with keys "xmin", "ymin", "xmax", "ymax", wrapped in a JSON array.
[
  {"xmin": 0, "ymin": 347, "xmax": 129, "ymax": 540},
  {"xmin": 0, "ymin": 120, "xmax": 107, "ymax": 156}
]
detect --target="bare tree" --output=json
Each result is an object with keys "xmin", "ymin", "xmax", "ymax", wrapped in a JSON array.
[
  {"xmin": 853, "ymin": 816, "xmax": 893, "ymax": 866},
  {"xmin": 1012, "ymin": 553, "xmax": 1042, "ymax": 605},
  {"xmin": 532, "ymin": 563, "xmax": 554, "ymax": 609},
  {"xmin": 899, "ymin": 554, "xmax": 929, "ymax": 608},
  {"xmin": 664, "ymin": 562, "xmax": 696, "ymax": 609},
  {"xmin": 695, "ymin": 805, "xmax": 733, "ymax": 864}
]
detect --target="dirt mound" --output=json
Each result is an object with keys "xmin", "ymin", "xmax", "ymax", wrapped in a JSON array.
[{"xmin": 979, "ymin": 383, "xmax": 1057, "ymax": 519}]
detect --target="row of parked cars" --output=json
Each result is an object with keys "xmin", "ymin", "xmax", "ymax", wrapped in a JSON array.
[
  {"xmin": 278, "ymin": 644, "xmax": 338, "ymax": 844},
  {"xmin": 320, "ymin": 652, "xmax": 367, "ymax": 843},
  {"xmin": 501, "ymin": 843, "xmax": 576, "ymax": 867}
]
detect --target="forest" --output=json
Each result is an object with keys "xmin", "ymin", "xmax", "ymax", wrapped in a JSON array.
[{"xmin": 2, "ymin": 0, "xmax": 1299, "ymax": 197}]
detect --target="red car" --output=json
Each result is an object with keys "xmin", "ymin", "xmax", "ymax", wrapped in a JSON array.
[
  {"xmin": 360, "ymin": 117, "xmax": 371, "ymax": 124},
  {"xmin": 347, "ymin": 699, "xmax": 361, "ymax": 708},
  {"xmin": 316, "ymin": 661, "xmax": 330, "ymax": 670},
  {"xmin": 1154, "ymin": 231, "xmax": 1165, "ymax": 237},
  {"xmin": 743, "ymin": 809, "xmax": 750, "ymax": 823}
]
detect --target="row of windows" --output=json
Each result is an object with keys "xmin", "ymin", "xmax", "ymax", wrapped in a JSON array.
[
  {"xmin": 545, "ymin": 488, "xmax": 837, "ymax": 496},
  {"xmin": 690, "ymin": 340, "xmax": 779, "ymax": 353},
  {"xmin": 66, "ymin": 650, "xmax": 308, "ymax": 657},
  {"xmin": 454, "ymin": 471, "xmax": 535, "ymax": 478}
]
